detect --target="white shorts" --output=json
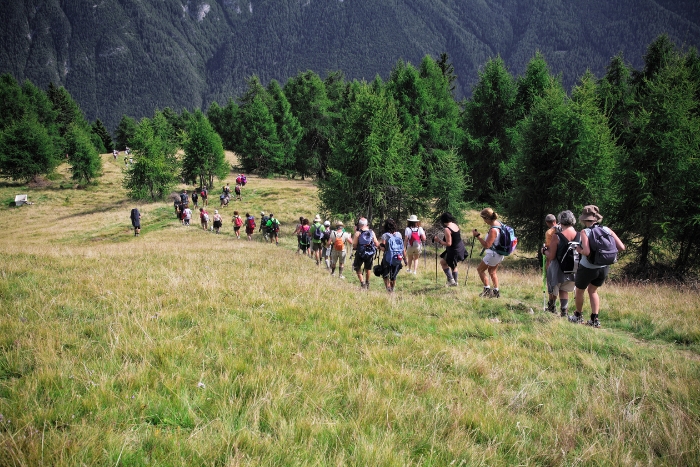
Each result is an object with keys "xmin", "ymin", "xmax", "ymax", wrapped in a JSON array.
[{"xmin": 482, "ymin": 249, "xmax": 505, "ymax": 267}]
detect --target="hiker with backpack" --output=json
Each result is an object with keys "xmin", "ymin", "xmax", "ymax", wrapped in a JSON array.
[
  {"xmin": 212, "ymin": 210, "xmax": 223, "ymax": 234},
  {"xmin": 434, "ymin": 212, "xmax": 466, "ymax": 287},
  {"xmin": 244, "ymin": 212, "xmax": 256, "ymax": 240},
  {"xmin": 298, "ymin": 218, "xmax": 311, "ymax": 255},
  {"xmin": 191, "ymin": 190, "xmax": 199, "ymax": 209},
  {"xmin": 232, "ymin": 211, "xmax": 243, "ymax": 239},
  {"xmin": 199, "ymin": 207, "xmax": 209, "ymax": 231},
  {"xmin": 234, "ymin": 183, "xmax": 241, "ymax": 201},
  {"xmin": 568, "ymin": 205, "xmax": 625, "ymax": 327},
  {"xmin": 260, "ymin": 211, "xmax": 270, "ymax": 241},
  {"xmin": 200, "ymin": 186, "xmax": 208, "ymax": 206},
  {"xmin": 329, "ymin": 221, "xmax": 353, "ymax": 279},
  {"xmin": 322, "ymin": 220, "xmax": 332, "ymax": 268},
  {"xmin": 473, "ymin": 208, "xmax": 511, "ymax": 297},
  {"xmin": 130, "ymin": 208, "xmax": 141, "ymax": 236},
  {"xmin": 379, "ymin": 218, "xmax": 404, "ymax": 293},
  {"xmin": 310, "ymin": 215, "xmax": 326, "ymax": 266},
  {"xmin": 352, "ymin": 217, "xmax": 379, "ymax": 290},
  {"xmin": 404, "ymin": 215, "xmax": 426, "ymax": 275},
  {"xmin": 182, "ymin": 205, "xmax": 193, "ymax": 226},
  {"xmin": 544, "ymin": 210, "xmax": 579, "ymax": 316},
  {"xmin": 266, "ymin": 213, "xmax": 281, "ymax": 245}
]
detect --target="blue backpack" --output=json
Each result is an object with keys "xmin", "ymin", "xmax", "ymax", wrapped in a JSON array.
[
  {"xmin": 357, "ymin": 230, "xmax": 376, "ymax": 259},
  {"xmin": 587, "ymin": 225, "xmax": 618, "ymax": 265},
  {"xmin": 491, "ymin": 223, "xmax": 518, "ymax": 256},
  {"xmin": 385, "ymin": 233, "xmax": 404, "ymax": 266}
]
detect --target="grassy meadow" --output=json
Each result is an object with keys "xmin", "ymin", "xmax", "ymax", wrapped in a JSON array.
[{"xmin": 1, "ymin": 153, "xmax": 699, "ymax": 466}]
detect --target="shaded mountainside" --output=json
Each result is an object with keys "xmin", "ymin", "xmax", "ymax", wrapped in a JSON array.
[{"xmin": 2, "ymin": 0, "xmax": 699, "ymax": 131}]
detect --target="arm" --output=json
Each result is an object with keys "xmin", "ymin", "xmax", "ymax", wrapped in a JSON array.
[
  {"xmin": 545, "ymin": 233, "xmax": 559, "ymax": 262},
  {"xmin": 579, "ymin": 231, "xmax": 590, "ymax": 257},
  {"xmin": 437, "ymin": 227, "xmax": 452, "ymax": 247},
  {"xmin": 352, "ymin": 231, "xmax": 360, "ymax": 249},
  {"xmin": 474, "ymin": 226, "xmax": 498, "ymax": 249},
  {"xmin": 611, "ymin": 229, "xmax": 626, "ymax": 251}
]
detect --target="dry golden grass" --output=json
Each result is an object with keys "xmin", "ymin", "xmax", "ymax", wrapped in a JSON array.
[{"xmin": 0, "ymin": 152, "xmax": 699, "ymax": 466}]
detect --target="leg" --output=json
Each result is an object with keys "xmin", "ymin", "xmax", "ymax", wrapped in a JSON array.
[
  {"xmin": 488, "ymin": 265, "xmax": 499, "ymax": 289},
  {"xmin": 476, "ymin": 261, "xmax": 489, "ymax": 287}
]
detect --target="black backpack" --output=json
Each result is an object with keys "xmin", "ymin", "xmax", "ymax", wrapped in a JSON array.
[{"xmin": 555, "ymin": 231, "xmax": 581, "ymax": 274}]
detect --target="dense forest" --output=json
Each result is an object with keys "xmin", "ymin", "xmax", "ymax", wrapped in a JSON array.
[
  {"xmin": 1, "ymin": 0, "xmax": 699, "ymax": 131},
  {"xmin": 1, "ymin": 35, "xmax": 698, "ymax": 279}
]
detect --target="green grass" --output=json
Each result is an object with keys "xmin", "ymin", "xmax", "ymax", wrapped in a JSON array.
[{"xmin": 0, "ymin": 153, "xmax": 699, "ymax": 466}]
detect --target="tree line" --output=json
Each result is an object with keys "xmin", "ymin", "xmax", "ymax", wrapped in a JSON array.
[{"xmin": 1, "ymin": 35, "xmax": 698, "ymax": 278}]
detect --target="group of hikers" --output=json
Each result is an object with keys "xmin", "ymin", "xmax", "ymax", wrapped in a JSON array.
[
  {"xmin": 141, "ymin": 185, "xmax": 623, "ymax": 328},
  {"xmin": 541, "ymin": 205, "xmax": 625, "ymax": 328}
]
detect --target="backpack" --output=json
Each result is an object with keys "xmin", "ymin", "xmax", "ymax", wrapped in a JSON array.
[
  {"xmin": 491, "ymin": 223, "xmax": 518, "ymax": 256},
  {"xmin": 234, "ymin": 216, "xmax": 243, "ymax": 227},
  {"xmin": 357, "ymin": 230, "xmax": 376, "ymax": 259},
  {"xmin": 203, "ymin": 213, "xmax": 210, "ymax": 223},
  {"xmin": 241, "ymin": 176, "xmax": 247, "ymax": 185},
  {"xmin": 269, "ymin": 218, "xmax": 280, "ymax": 233},
  {"xmin": 408, "ymin": 227, "xmax": 421, "ymax": 246},
  {"xmin": 556, "ymin": 231, "xmax": 581, "ymax": 274},
  {"xmin": 385, "ymin": 233, "xmax": 404, "ymax": 266},
  {"xmin": 247, "ymin": 217, "xmax": 256, "ymax": 229},
  {"xmin": 587, "ymin": 225, "xmax": 618, "ymax": 266},
  {"xmin": 235, "ymin": 176, "xmax": 242, "ymax": 185},
  {"xmin": 235, "ymin": 185, "xmax": 241, "ymax": 194},
  {"xmin": 313, "ymin": 223, "xmax": 324, "ymax": 241},
  {"xmin": 261, "ymin": 216, "xmax": 269, "ymax": 229},
  {"xmin": 322, "ymin": 228, "xmax": 331, "ymax": 243},
  {"xmin": 332, "ymin": 231, "xmax": 345, "ymax": 251}
]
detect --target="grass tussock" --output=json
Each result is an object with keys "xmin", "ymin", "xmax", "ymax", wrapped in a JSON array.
[{"xmin": 0, "ymin": 153, "xmax": 699, "ymax": 466}]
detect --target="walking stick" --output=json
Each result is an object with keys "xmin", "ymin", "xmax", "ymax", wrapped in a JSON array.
[
  {"xmin": 435, "ymin": 240, "xmax": 438, "ymax": 284},
  {"xmin": 464, "ymin": 237, "xmax": 476, "ymax": 286},
  {"xmin": 542, "ymin": 252, "xmax": 547, "ymax": 312}
]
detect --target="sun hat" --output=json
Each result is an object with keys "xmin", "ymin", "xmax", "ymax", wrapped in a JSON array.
[
  {"xmin": 214, "ymin": 210, "xmax": 218, "ymax": 214},
  {"xmin": 261, "ymin": 211, "xmax": 265, "ymax": 215},
  {"xmin": 324, "ymin": 220, "xmax": 330, "ymax": 226},
  {"xmin": 313, "ymin": 214, "xmax": 322, "ymax": 222},
  {"xmin": 579, "ymin": 205, "xmax": 603, "ymax": 222},
  {"xmin": 407, "ymin": 214, "xmax": 420, "ymax": 222},
  {"xmin": 336, "ymin": 221, "xmax": 344, "ymax": 227}
]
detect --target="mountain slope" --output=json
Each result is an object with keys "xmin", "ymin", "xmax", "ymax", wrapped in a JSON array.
[{"xmin": 1, "ymin": 0, "xmax": 699, "ymax": 131}]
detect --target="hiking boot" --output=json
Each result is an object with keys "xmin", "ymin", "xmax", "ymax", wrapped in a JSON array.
[
  {"xmin": 586, "ymin": 319, "xmax": 601, "ymax": 328},
  {"xmin": 560, "ymin": 309, "xmax": 568, "ymax": 318},
  {"xmin": 490, "ymin": 289, "xmax": 500, "ymax": 298},
  {"xmin": 479, "ymin": 287, "xmax": 492, "ymax": 298},
  {"xmin": 339, "ymin": 275, "xmax": 345, "ymax": 280},
  {"xmin": 547, "ymin": 300, "xmax": 556, "ymax": 313},
  {"xmin": 568, "ymin": 313, "xmax": 583, "ymax": 324},
  {"xmin": 447, "ymin": 279, "xmax": 457, "ymax": 287}
]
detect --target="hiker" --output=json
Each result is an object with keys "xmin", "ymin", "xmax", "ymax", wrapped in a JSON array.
[
  {"xmin": 379, "ymin": 218, "xmax": 404, "ymax": 293},
  {"xmin": 130, "ymin": 208, "xmax": 141, "ymax": 236},
  {"xmin": 199, "ymin": 207, "xmax": 209, "ymax": 231},
  {"xmin": 234, "ymin": 183, "xmax": 241, "ymax": 201},
  {"xmin": 329, "ymin": 221, "xmax": 352, "ymax": 278},
  {"xmin": 434, "ymin": 212, "xmax": 466, "ymax": 287},
  {"xmin": 542, "ymin": 213, "xmax": 560, "ymax": 310},
  {"xmin": 310, "ymin": 215, "xmax": 326, "ymax": 266},
  {"xmin": 266, "ymin": 213, "xmax": 281, "ymax": 245},
  {"xmin": 180, "ymin": 190, "xmax": 189, "ymax": 209},
  {"xmin": 404, "ymin": 214, "xmax": 426, "ymax": 275},
  {"xmin": 220, "ymin": 184, "xmax": 231, "ymax": 207},
  {"xmin": 232, "ymin": 211, "xmax": 243, "ymax": 239},
  {"xmin": 544, "ymin": 210, "xmax": 578, "ymax": 316},
  {"xmin": 182, "ymin": 205, "xmax": 193, "ymax": 226},
  {"xmin": 260, "ymin": 211, "xmax": 270, "ymax": 241},
  {"xmin": 173, "ymin": 198, "xmax": 182, "ymax": 219},
  {"xmin": 569, "ymin": 205, "xmax": 625, "ymax": 327},
  {"xmin": 294, "ymin": 216, "xmax": 305, "ymax": 253},
  {"xmin": 352, "ymin": 217, "xmax": 379, "ymax": 290},
  {"xmin": 473, "ymin": 208, "xmax": 503, "ymax": 297},
  {"xmin": 322, "ymin": 220, "xmax": 332, "ymax": 268},
  {"xmin": 212, "ymin": 210, "xmax": 223, "ymax": 234},
  {"xmin": 298, "ymin": 218, "xmax": 311, "ymax": 255},
  {"xmin": 191, "ymin": 190, "xmax": 199, "ymax": 209},
  {"xmin": 245, "ymin": 212, "xmax": 255, "ymax": 240},
  {"xmin": 201, "ymin": 186, "xmax": 208, "ymax": 206}
]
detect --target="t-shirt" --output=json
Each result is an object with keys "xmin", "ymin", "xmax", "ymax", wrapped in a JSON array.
[
  {"xmin": 404, "ymin": 227, "xmax": 425, "ymax": 247},
  {"xmin": 183, "ymin": 208, "xmax": 192, "ymax": 220},
  {"xmin": 311, "ymin": 223, "xmax": 325, "ymax": 243},
  {"xmin": 330, "ymin": 230, "xmax": 351, "ymax": 250}
]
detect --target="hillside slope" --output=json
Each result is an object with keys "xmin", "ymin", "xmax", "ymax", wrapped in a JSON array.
[{"xmin": 1, "ymin": 0, "xmax": 699, "ymax": 131}]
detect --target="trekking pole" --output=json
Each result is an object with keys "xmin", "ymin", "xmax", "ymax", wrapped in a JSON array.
[
  {"xmin": 464, "ymin": 237, "xmax": 475, "ymax": 286},
  {"xmin": 435, "ymin": 239, "xmax": 438, "ymax": 284},
  {"xmin": 542, "ymin": 252, "xmax": 547, "ymax": 312},
  {"xmin": 423, "ymin": 241, "xmax": 426, "ymax": 269}
]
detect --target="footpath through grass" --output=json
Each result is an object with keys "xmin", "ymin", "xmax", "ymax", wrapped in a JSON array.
[{"xmin": 0, "ymin": 154, "xmax": 699, "ymax": 466}]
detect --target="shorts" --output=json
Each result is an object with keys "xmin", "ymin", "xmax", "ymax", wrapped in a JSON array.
[
  {"xmin": 234, "ymin": 226, "xmax": 241, "ymax": 232},
  {"xmin": 551, "ymin": 280, "xmax": 575, "ymax": 296},
  {"xmin": 353, "ymin": 254, "xmax": 373, "ymax": 272},
  {"xmin": 406, "ymin": 243, "xmax": 422, "ymax": 256},
  {"xmin": 132, "ymin": 223, "xmax": 140, "ymax": 229},
  {"xmin": 184, "ymin": 219, "xmax": 190, "ymax": 226},
  {"xmin": 381, "ymin": 259, "xmax": 401, "ymax": 281},
  {"xmin": 575, "ymin": 265, "xmax": 608, "ymax": 289},
  {"xmin": 482, "ymin": 249, "xmax": 504, "ymax": 267},
  {"xmin": 213, "ymin": 220, "xmax": 222, "ymax": 228},
  {"xmin": 440, "ymin": 248, "xmax": 466, "ymax": 269},
  {"xmin": 330, "ymin": 249, "xmax": 346, "ymax": 267},
  {"xmin": 245, "ymin": 226, "xmax": 254, "ymax": 235},
  {"xmin": 312, "ymin": 242, "xmax": 323, "ymax": 252}
]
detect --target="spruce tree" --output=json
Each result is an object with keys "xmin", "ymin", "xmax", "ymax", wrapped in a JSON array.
[
  {"xmin": 91, "ymin": 119, "xmax": 113, "ymax": 152},
  {"xmin": 66, "ymin": 124, "xmax": 102, "ymax": 184},
  {"xmin": 182, "ymin": 110, "xmax": 228, "ymax": 189},
  {"xmin": 267, "ymin": 79, "xmax": 302, "ymax": 176},
  {"xmin": 115, "ymin": 115, "xmax": 138, "ymax": 151},
  {"xmin": 0, "ymin": 116, "xmax": 58, "ymax": 182}
]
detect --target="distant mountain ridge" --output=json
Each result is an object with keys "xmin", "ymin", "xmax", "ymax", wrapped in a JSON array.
[{"xmin": 1, "ymin": 0, "xmax": 698, "ymax": 131}]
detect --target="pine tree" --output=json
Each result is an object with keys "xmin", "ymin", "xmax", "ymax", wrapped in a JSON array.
[
  {"xmin": 115, "ymin": 115, "xmax": 138, "ymax": 151},
  {"xmin": 91, "ymin": 119, "xmax": 113, "ymax": 152},
  {"xmin": 66, "ymin": 123, "xmax": 102, "ymax": 184},
  {"xmin": 182, "ymin": 110, "xmax": 228, "ymax": 189},
  {"xmin": 266, "ymin": 79, "xmax": 302, "ymax": 176},
  {"xmin": 0, "ymin": 116, "xmax": 59, "ymax": 182}
]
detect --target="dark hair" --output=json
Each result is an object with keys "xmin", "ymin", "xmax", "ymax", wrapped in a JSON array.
[
  {"xmin": 407, "ymin": 220, "xmax": 419, "ymax": 228},
  {"xmin": 245, "ymin": 212, "xmax": 250, "ymax": 217},
  {"xmin": 439, "ymin": 212, "xmax": 457, "ymax": 225},
  {"xmin": 302, "ymin": 218, "xmax": 309, "ymax": 226},
  {"xmin": 383, "ymin": 218, "xmax": 397, "ymax": 234}
]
